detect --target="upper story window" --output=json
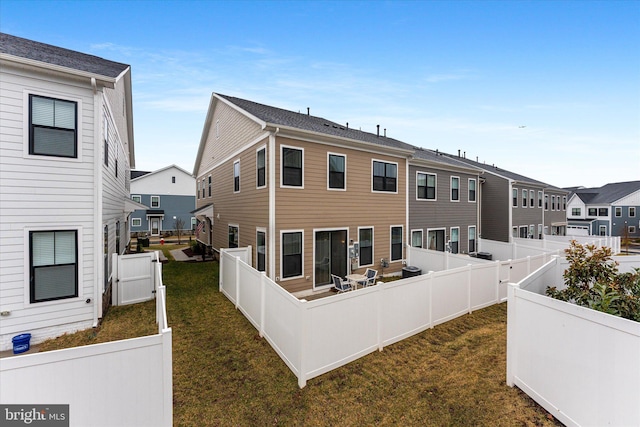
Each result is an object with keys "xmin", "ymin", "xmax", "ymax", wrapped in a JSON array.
[
  {"xmin": 282, "ymin": 146, "xmax": 303, "ymax": 187},
  {"xmin": 29, "ymin": 94, "xmax": 77, "ymax": 158},
  {"xmin": 103, "ymin": 115, "xmax": 109, "ymax": 167},
  {"xmin": 131, "ymin": 195, "xmax": 141, "ymax": 203},
  {"xmin": 328, "ymin": 153, "xmax": 346, "ymax": 190},
  {"xmin": 615, "ymin": 207, "xmax": 622, "ymax": 217},
  {"xmin": 530, "ymin": 191, "xmax": 534, "ymax": 208},
  {"xmin": 468, "ymin": 226, "xmax": 476, "ymax": 253},
  {"xmin": 202, "ymin": 178, "xmax": 206, "ymax": 198},
  {"xmin": 545, "ymin": 195, "xmax": 549, "ymax": 210},
  {"xmin": 588, "ymin": 208, "xmax": 597, "ymax": 216},
  {"xmin": 417, "ymin": 173, "xmax": 436, "ymax": 200},
  {"xmin": 522, "ymin": 190, "xmax": 528, "ymax": 207},
  {"xmin": 151, "ymin": 196, "xmax": 160, "ymax": 208},
  {"xmin": 450, "ymin": 227, "xmax": 459, "ymax": 254},
  {"xmin": 208, "ymin": 176, "xmax": 212, "ymax": 197},
  {"xmin": 373, "ymin": 161, "xmax": 397, "ymax": 192},
  {"xmin": 411, "ymin": 230, "xmax": 423, "ymax": 248},
  {"xmin": 172, "ymin": 176, "xmax": 176, "ymax": 184},
  {"xmin": 233, "ymin": 161, "xmax": 240, "ymax": 193},
  {"xmin": 513, "ymin": 189, "xmax": 518, "ymax": 207},
  {"xmin": 562, "ymin": 196, "xmax": 567, "ymax": 210},
  {"xmin": 257, "ymin": 147, "xmax": 266, "ymax": 188},
  {"xmin": 450, "ymin": 177, "xmax": 459, "ymax": 201},
  {"xmin": 630, "ymin": 207, "xmax": 636, "ymax": 217},
  {"xmin": 551, "ymin": 195, "xmax": 556, "ymax": 210},
  {"xmin": 599, "ymin": 208, "xmax": 608, "ymax": 216},
  {"xmin": 30, "ymin": 230, "xmax": 78, "ymax": 303},
  {"xmin": 572, "ymin": 208, "xmax": 581, "ymax": 216},
  {"xmin": 468, "ymin": 178, "xmax": 476, "ymax": 202},
  {"xmin": 538, "ymin": 191, "xmax": 543, "ymax": 208}
]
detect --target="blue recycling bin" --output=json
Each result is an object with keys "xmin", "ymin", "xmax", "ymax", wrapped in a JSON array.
[{"xmin": 12, "ymin": 333, "xmax": 31, "ymax": 354}]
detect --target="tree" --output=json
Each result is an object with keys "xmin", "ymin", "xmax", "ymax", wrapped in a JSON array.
[
  {"xmin": 546, "ymin": 241, "xmax": 640, "ymax": 321},
  {"xmin": 173, "ymin": 217, "xmax": 185, "ymax": 244}
]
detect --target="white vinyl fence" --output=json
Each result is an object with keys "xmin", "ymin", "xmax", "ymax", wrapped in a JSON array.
[
  {"xmin": 112, "ymin": 251, "xmax": 159, "ymax": 306},
  {"xmin": 479, "ymin": 236, "xmax": 620, "ymax": 261},
  {"xmin": 219, "ymin": 247, "xmax": 554, "ymax": 387},
  {"xmin": 0, "ymin": 252, "xmax": 172, "ymax": 427},
  {"xmin": 507, "ymin": 256, "xmax": 640, "ymax": 427}
]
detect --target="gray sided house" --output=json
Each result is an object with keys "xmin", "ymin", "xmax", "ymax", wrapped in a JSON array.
[
  {"xmin": 409, "ymin": 148, "xmax": 482, "ymax": 254},
  {"xmin": 130, "ymin": 165, "xmax": 196, "ymax": 237},
  {"xmin": 0, "ymin": 33, "xmax": 136, "ymax": 349},
  {"xmin": 567, "ymin": 181, "xmax": 640, "ymax": 238},
  {"xmin": 438, "ymin": 153, "xmax": 569, "ymax": 243}
]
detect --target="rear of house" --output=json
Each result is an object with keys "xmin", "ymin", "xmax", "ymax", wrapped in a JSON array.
[{"xmin": 0, "ymin": 33, "xmax": 135, "ymax": 350}]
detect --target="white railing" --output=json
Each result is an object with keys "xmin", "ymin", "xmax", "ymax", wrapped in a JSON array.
[
  {"xmin": 506, "ymin": 257, "xmax": 640, "ymax": 427},
  {"xmin": 0, "ymin": 253, "xmax": 173, "ymax": 427},
  {"xmin": 220, "ymin": 247, "xmax": 548, "ymax": 388}
]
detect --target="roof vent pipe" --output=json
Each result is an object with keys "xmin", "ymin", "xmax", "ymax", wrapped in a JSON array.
[
  {"xmin": 384, "ymin": 128, "xmax": 387, "ymax": 137},
  {"xmin": 346, "ymin": 122, "xmax": 349, "ymax": 129},
  {"xmin": 458, "ymin": 149, "xmax": 461, "ymax": 157},
  {"xmin": 307, "ymin": 107, "xmax": 310, "ymax": 116},
  {"xmin": 377, "ymin": 125, "xmax": 380, "ymax": 137},
  {"xmin": 464, "ymin": 151, "xmax": 466, "ymax": 158}
]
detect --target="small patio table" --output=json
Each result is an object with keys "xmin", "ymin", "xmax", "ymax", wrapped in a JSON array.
[{"xmin": 345, "ymin": 274, "xmax": 366, "ymax": 290}]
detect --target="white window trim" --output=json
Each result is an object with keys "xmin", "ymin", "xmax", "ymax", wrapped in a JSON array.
[
  {"xmin": 538, "ymin": 191, "xmax": 543, "ymax": 208},
  {"xmin": 630, "ymin": 207, "xmax": 636, "ymax": 217},
  {"xmin": 132, "ymin": 218, "xmax": 142, "ymax": 227},
  {"xmin": 233, "ymin": 160, "xmax": 240, "ymax": 193},
  {"xmin": 279, "ymin": 229, "xmax": 304, "ymax": 281},
  {"xmin": 449, "ymin": 226, "xmax": 460, "ymax": 253},
  {"xmin": 131, "ymin": 194, "xmax": 141, "ymax": 203},
  {"xmin": 410, "ymin": 229, "xmax": 423, "ymax": 248},
  {"xmin": 468, "ymin": 225, "xmax": 477, "ymax": 252},
  {"xmin": 468, "ymin": 178, "xmax": 476, "ymax": 203},
  {"xmin": 327, "ymin": 152, "xmax": 347, "ymax": 191},
  {"xmin": 416, "ymin": 171, "xmax": 437, "ymax": 201},
  {"xmin": 371, "ymin": 159, "xmax": 399, "ymax": 194},
  {"xmin": 450, "ymin": 176, "xmax": 460, "ymax": 202},
  {"xmin": 256, "ymin": 145, "xmax": 267, "ymax": 190},
  {"xmin": 312, "ymin": 227, "xmax": 350, "ymax": 290},
  {"xmin": 530, "ymin": 190, "xmax": 534, "ymax": 209},
  {"xmin": 358, "ymin": 226, "xmax": 375, "ymax": 268},
  {"xmin": 426, "ymin": 227, "xmax": 446, "ymax": 251},
  {"xmin": 256, "ymin": 227, "xmax": 267, "ymax": 272},
  {"xmin": 522, "ymin": 189, "xmax": 528, "ymax": 208},
  {"xmin": 513, "ymin": 188, "xmax": 519, "ymax": 208},
  {"xmin": 512, "ymin": 227, "xmax": 518, "ymax": 238},
  {"xmin": 150, "ymin": 195, "xmax": 160, "ymax": 208},
  {"xmin": 228, "ymin": 223, "xmax": 239, "ymax": 248},
  {"xmin": 615, "ymin": 207, "xmax": 622, "ymax": 217},
  {"xmin": 24, "ymin": 225, "xmax": 84, "ymax": 306},
  {"xmin": 390, "ymin": 225, "xmax": 404, "ymax": 262},
  {"xmin": 280, "ymin": 145, "xmax": 304, "ymax": 189},
  {"xmin": 23, "ymin": 89, "xmax": 83, "ymax": 162}
]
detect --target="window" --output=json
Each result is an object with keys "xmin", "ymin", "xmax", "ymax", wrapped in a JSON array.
[
  {"xmin": 29, "ymin": 95, "xmax": 77, "ymax": 158},
  {"xmin": 530, "ymin": 191, "xmax": 534, "ymax": 208},
  {"xmin": 257, "ymin": 230, "xmax": 266, "ymax": 272},
  {"xmin": 228, "ymin": 225, "xmax": 238, "ymax": 248},
  {"xmin": 417, "ymin": 172, "xmax": 436, "ymax": 200},
  {"xmin": 197, "ymin": 181, "xmax": 200, "ymax": 199},
  {"xmin": 30, "ymin": 230, "xmax": 78, "ymax": 303},
  {"xmin": 233, "ymin": 161, "xmax": 240, "ymax": 192},
  {"xmin": 450, "ymin": 227, "xmax": 459, "ymax": 254},
  {"xmin": 468, "ymin": 179, "xmax": 476, "ymax": 202},
  {"xmin": 411, "ymin": 230, "xmax": 423, "ymax": 248},
  {"xmin": 572, "ymin": 208, "xmax": 581, "ymax": 216},
  {"xmin": 538, "ymin": 224, "xmax": 543, "ymax": 239},
  {"xmin": 132, "ymin": 218, "xmax": 141, "ymax": 227},
  {"xmin": 588, "ymin": 208, "xmax": 597, "ymax": 217},
  {"xmin": 630, "ymin": 207, "xmax": 636, "ymax": 217},
  {"xmin": 257, "ymin": 147, "xmax": 266, "ymax": 188},
  {"xmin": 522, "ymin": 190, "xmax": 528, "ymax": 207},
  {"xmin": 191, "ymin": 217, "xmax": 197, "ymax": 230},
  {"xmin": 450, "ymin": 177, "xmax": 459, "ymax": 201},
  {"xmin": 512, "ymin": 227, "xmax": 518, "ymax": 238},
  {"xmin": 282, "ymin": 231, "xmax": 303, "ymax": 278},
  {"xmin": 629, "ymin": 226, "xmax": 637, "ymax": 234},
  {"xmin": 468, "ymin": 226, "xmax": 476, "ymax": 253},
  {"xmin": 545, "ymin": 195, "xmax": 549, "ymax": 210},
  {"xmin": 599, "ymin": 208, "xmax": 608, "ymax": 216},
  {"xmin": 538, "ymin": 191, "xmax": 543, "ymax": 208},
  {"xmin": 172, "ymin": 176, "xmax": 176, "ymax": 184},
  {"xmin": 551, "ymin": 195, "xmax": 556, "ymax": 210},
  {"xmin": 208, "ymin": 175, "xmax": 212, "ymax": 197},
  {"xmin": 562, "ymin": 196, "xmax": 567, "ymax": 210},
  {"xmin": 116, "ymin": 221, "xmax": 120, "ymax": 254},
  {"xmin": 513, "ymin": 189, "xmax": 518, "ymax": 207},
  {"xmin": 282, "ymin": 146, "xmax": 303, "ymax": 187},
  {"xmin": 328, "ymin": 153, "xmax": 346, "ymax": 190},
  {"xmin": 373, "ymin": 161, "xmax": 397, "ymax": 192},
  {"xmin": 391, "ymin": 226, "xmax": 403, "ymax": 261},
  {"xmin": 615, "ymin": 207, "xmax": 622, "ymax": 217},
  {"xmin": 359, "ymin": 228, "xmax": 373, "ymax": 266},
  {"xmin": 131, "ymin": 195, "xmax": 141, "ymax": 203},
  {"xmin": 150, "ymin": 196, "xmax": 160, "ymax": 208}
]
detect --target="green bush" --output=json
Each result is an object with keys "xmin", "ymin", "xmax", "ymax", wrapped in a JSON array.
[{"xmin": 546, "ymin": 241, "xmax": 640, "ymax": 321}]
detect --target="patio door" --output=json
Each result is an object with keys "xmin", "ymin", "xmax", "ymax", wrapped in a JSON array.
[
  {"xmin": 151, "ymin": 218, "xmax": 160, "ymax": 236},
  {"xmin": 315, "ymin": 230, "xmax": 347, "ymax": 287},
  {"xmin": 427, "ymin": 229, "xmax": 445, "ymax": 251}
]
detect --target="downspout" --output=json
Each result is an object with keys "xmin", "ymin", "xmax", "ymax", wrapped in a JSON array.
[
  {"xmin": 478, "ymin": 172, "xmax": 484, "ymax": 248},
  {"xmin": 268, "ymin": 127, "xmax": 279, "ymax": 281},
  {"xmin": 508, "ymin": 179, "xmax": 514, "ymax": 243},
  {"xmin": 92, "ymin": 77, "xmax": 101, "ymax": 327}
]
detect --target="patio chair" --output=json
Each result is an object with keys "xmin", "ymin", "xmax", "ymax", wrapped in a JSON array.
[
  {"xmin": 358, "ymin": 268, "xmax": 378, "ymax": 287},
  {"xmin": 332, "ymin": 274, "xmax": 352, "ymax": 293}
]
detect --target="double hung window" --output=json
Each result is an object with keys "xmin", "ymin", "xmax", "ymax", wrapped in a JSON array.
[
  {"xmin": 282, "ymin": 147, "xmax": 303, "ymax": 187},
  {"xmin": 451, "ymin": 177, "xmax": 459, "ymax": 201},
  {"xmin": 468, "ymin": 179, "xmax": 476, "ymax": 202},
  {"xmin": 359, "ymin": 228, "xmax": 373, "ymax": 266},
  {"xmin": 282, "ymin": 232, "xmax": 303, "ymax": 278},
  {"xmin": 328, "ymin": 154, "xmax": 345, "ymax": 190},
  {"xmin": 29, "ymin": 95, "xmax": 77, "ymax": 158},
  {"xmin": 373, "ymin": 161, "xmax": 397, "ymax": 192},
  {"xmin": 417, "ymin": 173, "xmax": 436, "ymax": 200},
  {"xmin": 30, "ymin": 230, "xmax": 78, "ymax": 303},
  {"xmin": 391, "ymin": 226, "xmax": 403, "ymax": 261},
  {"xmin": 257, "ymin": 148, "xmax": 266, "ymax": 188},
  {"xmin": 233, "ymin": 161, "xmax": 240, "ymax": 192}
]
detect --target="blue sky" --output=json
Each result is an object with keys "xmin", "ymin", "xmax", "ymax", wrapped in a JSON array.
[{"xmin": 2, "ymin": 0, "xmax": 638, "ymax": 188}]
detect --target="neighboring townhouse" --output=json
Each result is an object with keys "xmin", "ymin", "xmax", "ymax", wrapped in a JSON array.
[
  {"xmin": 408, "ymin": 148, "xmax": 482, "ymax": 254},
  {"xmin": 193, "ymin": 93, "xmax": 413, "ymax": 294},
  {"xmin": 567, "ymin": 181, "xmax": 640, "ymax": 238},
  {"xmin": 130, "ymin": 164, "xmax": 196, "ymax": 237},
  {"xmin": 0, "ymin": 33, "xmax": 138, "ymax": 349},
  {"xmin": 438, "ymin": 152, "xmax": 569, "ymax": 243}
]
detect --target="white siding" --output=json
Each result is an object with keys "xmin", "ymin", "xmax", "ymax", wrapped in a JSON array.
[
  {"xmin": 0, "ymin": 63, "xmax": 99, "ymax": 349},
  {"xmin": 131, "ymin": 166, "xmax": 195, "ymax": 196}
]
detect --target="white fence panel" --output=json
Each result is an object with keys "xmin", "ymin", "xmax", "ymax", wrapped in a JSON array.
[
  {"xmin": 220, "ymin": 250, "xmax": 238, "ymax": 304},
  {"xmin": 470, "ymin": 263, "xmax": 500, "ymax": 310},
  {"xmin": 236, "ymin": 261, "xmax": 263, "ymax": 329},
  {"xmin": 380, "ymin": 275, "xmax": 432, "ymax": 347},
  {"xmin": 113, "ymin": 252, "xmax": 157, "ymax": 306},
  {"xmin": 431, "ymin": 269, "xmax": 470, "ymax": 326},
  {"xmin": 507, "ymin": 281, "xmax": 640, "ymax": 427}
]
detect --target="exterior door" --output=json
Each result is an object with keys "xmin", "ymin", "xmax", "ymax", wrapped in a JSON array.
[
  {"xmin": 427, "ymin": 229, "xmax": 445, "ymax": 251},
  {"xmin": 151, "ymin": 218, "xmax": 160, "ymax": 236},
  {"xmin": 315, "ymin": 230, "xmax": 347, "ymax": 287}
]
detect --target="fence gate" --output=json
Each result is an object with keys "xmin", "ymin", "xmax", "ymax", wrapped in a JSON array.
[{"xmin": 113, "ymin": 252, "xmax": 157, "ymax": 306}]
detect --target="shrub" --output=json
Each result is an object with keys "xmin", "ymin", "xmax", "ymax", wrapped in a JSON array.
[{"xmin": 546, "ymin": 241, "xmax": 640, "ymax": 321}]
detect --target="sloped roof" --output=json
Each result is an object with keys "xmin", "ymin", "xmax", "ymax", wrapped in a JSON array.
[
  {"xmin": 572, "ymin": 181, "xmax": 640, "ymax": 204},
  {"xmin": 131, "ymin": 170, "xmax": 151, "ymax": 180},
  {"xmin": 131, "ymin": 164, "xmax": 192, "ymax": 181},
  {"xmin": 0, "ymin": 32, "xmax": 129, "ymax": 78},
  {"xmin": 217, "ymin": 94, "xmax": 416, "ymax": 153},
  {"xmin": 411, "ymin": 147, "xmax": 483, "ymax": 172}
]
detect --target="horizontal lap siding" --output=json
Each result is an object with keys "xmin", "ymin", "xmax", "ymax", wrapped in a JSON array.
[
  {"xmin": 275, "ymin": 137, "xmax": 406, "ymax": 293},
  {"xmin": 481, "ymin": 174, "xmax": 510, "ymax": 242},
  {"xmin": 0, "ymin": 65, "xmax": 97, "ymax": 347}
]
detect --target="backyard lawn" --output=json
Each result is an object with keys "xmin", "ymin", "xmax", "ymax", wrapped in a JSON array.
[{"xmin": 39, "ymin": 250, "xmax": 560, "ymax": 426}]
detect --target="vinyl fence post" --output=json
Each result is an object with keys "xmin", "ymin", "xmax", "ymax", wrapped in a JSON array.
[
  {"xmin": 467, "ymin": 264, "xmax": 472, "ymax": 314},
  {"xmin": 377, "ymin": 282, "xmax": 383, "ymax": 352},
  {"xmin": 506, "ymin": 283, "xmax": 517, "ymax": 387},
  {"xmin": 428, "ymin": 271, "xmax": 434, "ymax": 329},
  {"xmin": 298, "ymin": 301, "xmax": 308, "ymax": 388},
  {"xmin": 219, "ymin": 249, "xmax": 225, "ymax": 294},
  {"xmin": 235, "ymin": 256, "xmax": 240, "ymax": 309},
  {"xmin": 259, "ymin": 273, "xmax": 266, "ymax": 338}
]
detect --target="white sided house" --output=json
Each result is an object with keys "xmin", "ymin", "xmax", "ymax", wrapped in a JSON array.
[{"xmin": 0, "ymin": 33, "xmax": 140, "ymax": 350}]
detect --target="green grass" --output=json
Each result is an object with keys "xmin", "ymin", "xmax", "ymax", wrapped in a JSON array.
[{"xmin": 40, "ymin": 258, "xmax": 560, "ymax": 426}]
